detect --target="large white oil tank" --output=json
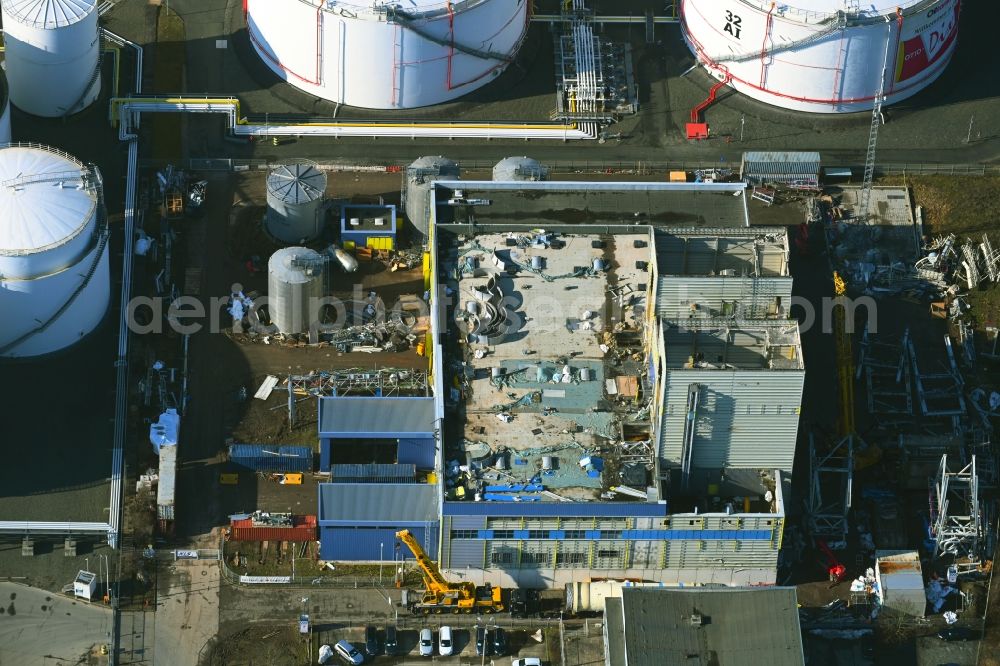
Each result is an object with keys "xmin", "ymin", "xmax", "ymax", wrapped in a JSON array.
[
  {"xmin": 681, "ymin": 0, "xmax": 961, "ymax": 113},
  {"xmin": 268, "ymin": 247, "xmax": 326, "ymax": 335},
  {"xmin": 0, "ymin": 144, "xmax": 110, "ymax": 358},
  {"xmin": 493, "ymin": 156, "xmax": 548, "ymax": 182},
  {"xmin": 245, "ymin": 0, "xmax": 530, "ymax": 109},
  {"xmin": 1, "ymin": 0, "xmax": 102, "ymax": 117},
  {"xmin": 404, "ymin": 156, "xmax": 460, "ymax": 237},
  {"xmin": 265, "ymin": 160, "xmax": 327, "ymax": 244}
]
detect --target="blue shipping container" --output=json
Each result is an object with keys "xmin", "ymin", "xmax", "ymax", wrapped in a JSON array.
[{"xmin": 229, "ymin": 444, "xmax": 313, "ymax": 473}]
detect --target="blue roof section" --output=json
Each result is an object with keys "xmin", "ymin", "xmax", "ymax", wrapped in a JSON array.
[
  {"xmin": 318, "ymin": 396, "xmax": 435, "ymax": 438},
  {"xmin": 319, "ymin": 483, "xmax": 439, "ymax": 526},
  {"xmin": 442, "ymin": 501, "xmax": 669, "ymax": 518}
]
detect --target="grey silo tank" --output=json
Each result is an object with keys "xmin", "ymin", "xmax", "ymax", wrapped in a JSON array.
[
  {"xmin": 267, "ymin": 246, "xmax": 326, "ymax": 335},
  {"xmin": 492, "ymin": 156, "xmax": 547, "ymax": 182},
  {"xmin": 265, "ymin": 160, "xmax": 327, "ymax": 244},
  {"xmin": 403, "ymin": 156, "xmax": 459, "ymax": 238}
]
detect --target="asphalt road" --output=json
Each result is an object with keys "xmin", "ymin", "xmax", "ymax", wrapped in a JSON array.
[{"xmin": 0, "ymin": 582, "xmax": 113, "ymax": 665}]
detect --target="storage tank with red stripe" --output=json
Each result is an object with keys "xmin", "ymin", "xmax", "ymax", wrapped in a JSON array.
[
  {"xmin": 681, "ymin": 0, "xmax": 961, "ymax": 113},
  {"xmin": 245, "ymin": 0, "xmax": 530, "ymax": 109}
]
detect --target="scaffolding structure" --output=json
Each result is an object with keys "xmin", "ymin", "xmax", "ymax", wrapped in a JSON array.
[
  {"xmin": 287, "ymin": 368, "xmax": 428, "ymax": 398},
  {"xmin": 856, "ymin": 326, "xmax": 913, "ymax": 415},
  {"xmin": 930, "ymin": 454, "xmax": 982, "ymax": 561},
  {"xmin": 807, "ymin": 433, "xmax": 853, "ymax": 539}
]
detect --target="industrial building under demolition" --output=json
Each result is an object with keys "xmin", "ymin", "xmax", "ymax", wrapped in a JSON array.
[{"xmin": 311, "ymin": 178, "xmax": 802, "ymax": 588}]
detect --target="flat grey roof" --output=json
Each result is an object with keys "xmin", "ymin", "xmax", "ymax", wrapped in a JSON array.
[
  {"xmin": 617, "ymin": 587, "xmax": 804, "ymax": 666},
  {"xmin": 663, "ymin": 320, "xmax": 804, "ymax": 370},
  {"xmin": 605, "ymin": 597, "xmax": 626, "ymax": 666},
  {"xmin": 434, "ymin": 181, "xmax": 749, "ymax": 228},
  {"xmin": 318, "ymin": 483, "xmax": 438, "ymax": 524},
  {"xmin": 318, "ymin": 397, "xmax": 435, "ymax": 437}
]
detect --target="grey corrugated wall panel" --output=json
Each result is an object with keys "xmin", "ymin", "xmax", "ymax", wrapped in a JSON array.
[
  {"xmin": 656, "ymin": 277, "xmax": 793, "ymax": 319},
  {"xmin": 658, "ymin": 370, "xmax": 804, "ymax": 472},
  {"xmin": 449, "ymin": 515, "xmax": 488, "ymax": 529},
  {"xmin": 447, "ymin": 539, "xmax": 486, "ymax": 568},
  {"xmin": 741, "ymin": 152, "xmax": 820, "ymax": 185}
]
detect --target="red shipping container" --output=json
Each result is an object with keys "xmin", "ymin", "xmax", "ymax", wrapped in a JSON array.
[{"xmin": 229, "ymin": 515, "xmax": 317, "ymax": 542}]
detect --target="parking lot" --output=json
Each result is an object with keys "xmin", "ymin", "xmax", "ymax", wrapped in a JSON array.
[{"xmin": 315, "ymin": 621, "xmax": 553, "ymax": 665}]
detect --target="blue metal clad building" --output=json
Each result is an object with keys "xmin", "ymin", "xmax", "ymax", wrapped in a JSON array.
[
  {"xmin": 318, "ymin": 483, "xmax": 439, "ymax": 561},
  {"xmin": 442, "ymin": 501, "xmax": 669, "ymax": 517},
  {"xmin": 318, "ymin": 396, "xmax": 436, "ymax": 470},
  {"xmin": 330, "ymin": 463, "xmax": 417, "ymax": 483},
  {"xmin": 229, "ymin": 444, "xmax": 313, "ymax": 472}
]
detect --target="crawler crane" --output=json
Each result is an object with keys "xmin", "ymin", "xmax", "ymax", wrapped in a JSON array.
[{"xmin": 396, "ymin": 529, "xmax": 505, "ymax": 614}]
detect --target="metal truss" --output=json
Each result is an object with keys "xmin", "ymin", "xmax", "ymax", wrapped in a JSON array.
[
  {"xmin": 807, "ymin": 433, "xmax": 853, "ymax": 539},
  {"xmin": 930, "ymin": 454, "xmax": 982, "ymax": 561}
]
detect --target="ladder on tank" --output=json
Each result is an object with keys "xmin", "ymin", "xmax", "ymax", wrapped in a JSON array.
[{"xmin": 858, "ymin": 11, "xmax": 901, "ymax": 223}]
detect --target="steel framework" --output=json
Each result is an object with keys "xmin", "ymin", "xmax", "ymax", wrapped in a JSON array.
[
  {"xmin": 807, "ymin": 432, "xmax": 853, "ymax": 538},
  {"xmin": 930, "ymin": 454, "xmax": 982, "ymax": 561}
]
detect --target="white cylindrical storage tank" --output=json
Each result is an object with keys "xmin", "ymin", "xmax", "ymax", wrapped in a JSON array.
[
  {"xmin": 681, "ymin": 0, "xmax": 961, "ymax": 113},
  {"xmin": 245, "ymin": 0, "xmax": 530, "ymax": 109},
  {"xmin": 267, "ymin": 247, "xmax": 326, "ymax": 335},
  {"xmin": 265, "ymin": 160, "xmax": 327, "ymax": 244},
  {"xmin": 0, "ymin": 144, "xmax": 110, "ymax": 358},
  {"xmin": 1, "ymin": 0, "xmax": 102, "ymax": 117},
  {"xmin": 404, "ymin": 156, "xmax": 460, "ymax": 238},
  {"xmin": 493, "ymin": 156, "xmax": 548, "ymax": 182}
]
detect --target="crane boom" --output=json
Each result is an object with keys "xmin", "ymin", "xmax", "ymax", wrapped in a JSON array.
[
  {"xmin": 395, "ymin": 529, "xmax": 472, "ymax": 597},
  {"xmin": 833, "ymin": 271, "xmax": 854, "ymax": 437}
]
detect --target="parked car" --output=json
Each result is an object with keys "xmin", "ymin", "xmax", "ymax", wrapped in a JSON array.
[
  {"xmin": 492, "ymin": 627, "xmax": 508, "ymax": 656},
  {"xmin": 419, "ymin": 628, "xmax": 434, "ymax": 656},
  {"xmin": 439, "ymin": 625, "xmax": 454, "ymax": 656},
  {"xmin": 384, "ymin": 625, "xmax": 398, "ymax": 656},
  {"xmin": 476, "ymin": 626, "xmax": 491, "ymax": 656},
  {"xmin": 512, "ymin": 659, "xmax": 542, "ymax": 666},
  {"xmin": 333, "ymin": 640, "xmax": 365, "ymax": 666},
  {"xmin": 365, "ymin": 625, "xmax": 379, "ymax": 656}
]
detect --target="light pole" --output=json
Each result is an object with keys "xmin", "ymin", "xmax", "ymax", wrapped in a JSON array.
[{"xmin": 379, "ymin": 542, "xmax": 384, "ymax": 585}]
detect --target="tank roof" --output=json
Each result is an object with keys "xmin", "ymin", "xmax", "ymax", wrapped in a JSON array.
[
  {"xmin": 2, "ymin": 0, "xmax": 97, "ymax": 28},
  {"xmin": 268, "ymin": 246, "xmax": 325, "ymax": 284},
  {"xmin": 0, "ymin": 144, "xmax": 97, "ymax": 256},
  {"xmin": 267, "ymin": 160, "xmax": 327, "ymax": 205}
]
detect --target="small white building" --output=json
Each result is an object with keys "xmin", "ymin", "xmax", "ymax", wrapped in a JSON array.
[
  {"xmin": 875, "ymin": 550, "xmax": 925, "ymax": 617},
  {"xmin": 73, "ymin": 570, "xmax": 97, "ymax": 601}
]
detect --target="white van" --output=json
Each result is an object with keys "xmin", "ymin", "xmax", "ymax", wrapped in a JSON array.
[
  {"xmin": 419, "ymin": 628, "xmax": 434, "ymax": 657},
  {"xmin": 439, "ymin": 625, "xmax": 454, "ymax": 656}
]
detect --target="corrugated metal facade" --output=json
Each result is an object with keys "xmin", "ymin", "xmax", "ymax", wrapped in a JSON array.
[
  {"xmin": 330, "ymin": 463, "xmax": 417, "ymax": 483},
  {"xmin": 318, "ymin": 396, "xmax": 435, "ymax": 438},
  {"xmin": 741, "ymin": 151, "xmax": 820, "ymax": 186},
  {"xmin": 397, "ymin": 437, "xmax": 435, "ymax": 469},
  {"xmin": 229, "ymin": 444, "xmax": 313, "ymax": 472},
  {"xmin": 658, "ymin": 369, "xmax": 804, "ymax": 472},
  {"xmin": 655, "ymin": 277, "xmax": 793, "ymax": 320},
  {"xmin": 319, "ymin": 483, "xmax": 438, "ymax": 524},
  {"xmin": 320, "ymin": 524, "xmax": 438, "ymax": 561}
]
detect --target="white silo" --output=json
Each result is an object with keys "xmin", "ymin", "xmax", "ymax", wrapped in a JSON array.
[
  {"xmin": 268, "ymin": 247, "xmax": 326, "ymax": 335},
  {"xmin": 0, "ymin": 144, "xmax": 110, "ymax": 358},
  {"xmin": 1, "ymin": 0, "xmax": 102, "ymax": 117},
  {"xmin": 404, "ymin": 156, "xmax": 460, "ymax": 238},
  {"xmin": 681, "ymin": 0, "xmax": 960, "ymax": 113},
  {"xmin": 265, "ymin": 160, "xmax": 327, "ymax": 244},
  {"xmin": 245, "ymin": 0, "xmax": 530, "ymax": 109},
  {"xmin": 493, "ymin": 156, "xmax": 548, "ymax": 182}
]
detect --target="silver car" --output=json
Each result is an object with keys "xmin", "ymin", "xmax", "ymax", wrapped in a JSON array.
[{"xmin": 419, "ymin": 628, "xmax": 434, "ymax": 657}]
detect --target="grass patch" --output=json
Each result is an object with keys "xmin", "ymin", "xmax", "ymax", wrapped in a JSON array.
[
  {"xmin": 879, "ymin": 175, "xmax": 1000, "ymax": 329},
  {"xmin": 151, "ymin": 8, "xmax": 185, "ymax": 160}
]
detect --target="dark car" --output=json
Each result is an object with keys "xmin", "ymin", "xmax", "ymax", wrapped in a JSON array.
[
  {"xmin": 365, "ymin": 625, "xmax": 379, "ymax": 656},
  {"xmin": 384, "ymin": 625, "xmax": 398, "ymax": 656},
  {"xmin": 476, "ymin": 627, "xmax": 491, "ymax": 656},
  {"xmin": 937, "ymin": 626, "xmax": 981, "ymax": 642},
  {"xmin": 492, "ymin": 627, "xmax": 508, "ymax": 656}
]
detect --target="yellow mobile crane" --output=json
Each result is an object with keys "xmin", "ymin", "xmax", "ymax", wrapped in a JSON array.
[{"xmin": 395, "ymin": 529, "xmax": 505, "ymax": 614}]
